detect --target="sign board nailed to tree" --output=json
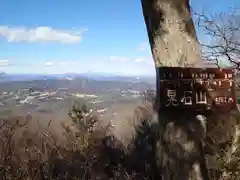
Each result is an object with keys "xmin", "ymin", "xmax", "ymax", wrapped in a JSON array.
[{"xmin": 157, "ymin": 67, "xmax": 236, "ymax": 113}]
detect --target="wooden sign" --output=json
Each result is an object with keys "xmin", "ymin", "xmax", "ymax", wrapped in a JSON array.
[{"xmin": 157, "ymin": 67, "xmax": 236, "ymax": 113}]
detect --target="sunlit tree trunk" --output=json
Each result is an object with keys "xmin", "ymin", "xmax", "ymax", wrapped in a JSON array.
[
  {"xmin": 141, "ymin": 0, "xmax": 209, "ymax": 179},
  {"xmin": 141, "ymin": 0, "xmax": 201, "ymax": 67}
]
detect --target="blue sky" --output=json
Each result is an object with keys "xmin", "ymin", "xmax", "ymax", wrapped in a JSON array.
[{"xmin": 0, "ymin": 0, "xmax": 238, "ymax": 76}]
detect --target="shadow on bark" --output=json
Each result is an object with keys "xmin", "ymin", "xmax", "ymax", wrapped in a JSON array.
[{"xmin": 153, "ymin": 112, "xmax": 209, "ymax": 180}]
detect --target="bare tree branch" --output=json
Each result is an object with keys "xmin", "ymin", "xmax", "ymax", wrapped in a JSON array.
[{"xmin": 193, "ymin": 8, "xmax": 240, "ymax": 70}]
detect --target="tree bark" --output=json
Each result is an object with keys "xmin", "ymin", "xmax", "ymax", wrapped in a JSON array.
[
  {"xmin": 141, "ymin": 0, "xmax": 201, "ymax": 67},
  {"xmin": 141, "ymin": 0, "xmax": 209, "ymax": 179}
]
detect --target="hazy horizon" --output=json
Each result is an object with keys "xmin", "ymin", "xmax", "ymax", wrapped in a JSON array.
[{"xmin": 0, "ymin": 71, "xmax": 156, "ymax": 77}]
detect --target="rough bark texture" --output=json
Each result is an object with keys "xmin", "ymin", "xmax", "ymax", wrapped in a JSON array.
[
  {"xmin": 205, "ymin": 110, "xmax": 238, "ymax": 179},
  {"xmin": 141, "ymin": 0, "xmax": 209, "ymax": 179},
  {"xmin": 141, "ymin": 0, "xmax": 201, "ymax": 67}
]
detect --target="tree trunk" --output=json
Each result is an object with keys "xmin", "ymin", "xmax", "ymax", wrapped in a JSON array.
[
  {"xmin": 141, "ymin": 0, "xmax": 209, "ymax": 179},
  {"xmin": 141, "ymin": 0, "xmax": 201, "ymax": 67}
]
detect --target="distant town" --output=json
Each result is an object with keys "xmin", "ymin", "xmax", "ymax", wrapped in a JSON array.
[{"xmin": 0, "ymin": 74, "xmax": 155, "ymax": 122}]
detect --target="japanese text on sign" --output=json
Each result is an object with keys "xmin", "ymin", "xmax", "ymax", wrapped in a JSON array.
[{"xmin": 158, "ymin": 67, "xmax": 236, "ymax": 112}]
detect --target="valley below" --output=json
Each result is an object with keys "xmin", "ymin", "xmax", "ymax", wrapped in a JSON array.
[{"xmin": 0, "ymin": 74, "xmax": 155, "ymax": 127}]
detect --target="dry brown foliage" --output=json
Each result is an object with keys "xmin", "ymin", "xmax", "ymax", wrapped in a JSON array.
[
  {"xmin": 0, "ymin": 101, "xmax": 160, "ymax": 180},
  {"xmin": 1, "ymin": 95, "xmax": 240, "ymax": 180},
  {"xmin": 0, "ymin": 113, "xmax": 111, "ymax": 180}
]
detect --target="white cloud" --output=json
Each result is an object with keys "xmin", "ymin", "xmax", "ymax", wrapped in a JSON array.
[
  {"xmin": 109, "ymin": 55, "xmax": 154, "ymax": 66},
  {"xmin": 134, "ymin": 57, "xmax": 146, "ymax": 63},
  {"xmin": 0, "ymin": 26, "xmax": 88, "ymax": 44},
  {"xmin": 44, "ymin": 61, "xmax": 53, "ymax": 66},
  {"xmin": 109, "ymin": 56, "xmax": 128, "ymax": 62},
  {"xmin": 44, "ymin": 61, "xmax": 80, "ymax": 67},
  {"xmin": 137, "ymin": 41, "xmax": 149, "ymax": 51},
  {"xmin": 0, "ymin": 60, "xmax": 10, "ymax": 66},
  {"xmin": 134, "ymin": 57, "xmax": 153, "ymax": 65}
]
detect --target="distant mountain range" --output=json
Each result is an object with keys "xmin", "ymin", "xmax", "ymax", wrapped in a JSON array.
[{"xmin": 0, "ymin": 72, "xmax": 156, "ymax": 84}]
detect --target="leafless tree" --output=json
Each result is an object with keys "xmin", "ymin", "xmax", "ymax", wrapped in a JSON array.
[{"xmin": 194, "ymin": 8, "xmax": 240, "ymax": 70}]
